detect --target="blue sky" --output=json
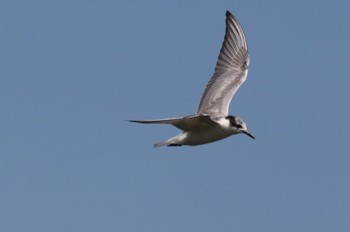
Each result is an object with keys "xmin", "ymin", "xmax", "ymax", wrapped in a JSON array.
[{"xmin": 1, "ymin": 0, "xmax": 350, "ymax": 231}]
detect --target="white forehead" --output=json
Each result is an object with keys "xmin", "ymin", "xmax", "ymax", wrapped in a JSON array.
[
  {"xmin": 233, "ymin": 116, "xmax": 248, "ymax": 130},
  {"xmin": 234, "ymin": 116, "xmax": 246, "ymax": 125}
]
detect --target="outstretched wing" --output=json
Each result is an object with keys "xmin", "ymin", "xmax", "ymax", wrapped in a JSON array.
[
  {"xmin": 128, "ymin": 115, "xmax": 217, "ymax": 131},
  {"xmin": 197, "ymin": 11, "xmax": 249, "ymax": 116}
]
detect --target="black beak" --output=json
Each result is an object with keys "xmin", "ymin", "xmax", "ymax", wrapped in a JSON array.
[{"xmin": 242, "ymin": 130, "xmax": 255, "ymax": 140}]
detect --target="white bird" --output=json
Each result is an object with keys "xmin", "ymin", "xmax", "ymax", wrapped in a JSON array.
[{"xmin": 129, "ymin": 11, "xmax": 255, "ymax": 147}]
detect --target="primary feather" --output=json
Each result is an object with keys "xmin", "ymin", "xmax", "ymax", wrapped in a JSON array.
[{"xmin": 197, "ymin": 11, "xmax": 249, "ymax": 116}]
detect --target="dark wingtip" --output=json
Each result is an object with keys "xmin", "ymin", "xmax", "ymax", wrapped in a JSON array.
[
  {"xmin": 127, "ymin": 119, "xmax": 144, "ymax": 124},
  {"xmin": 168, "ymin": 144, "xmax": 182, "ymax": 147}
]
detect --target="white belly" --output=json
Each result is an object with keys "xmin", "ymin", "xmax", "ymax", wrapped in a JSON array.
[{"xmin": 182, "ymin": 125, "xmax": 237, "ymax": 146}]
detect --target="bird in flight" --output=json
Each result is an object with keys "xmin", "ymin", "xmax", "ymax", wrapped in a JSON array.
[{"xmin": 129, "ymin": 10, "xmax": 255, "ymax": 147}]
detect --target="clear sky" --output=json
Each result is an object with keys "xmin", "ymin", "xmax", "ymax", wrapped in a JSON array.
[{"xmin": 1, "ymin": 0, "xmax": 350, "ymax": 231}]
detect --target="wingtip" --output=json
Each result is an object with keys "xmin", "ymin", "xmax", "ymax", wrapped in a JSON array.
[
  {"xmin": 127, "ymin": 119, "xmax": 145, "ymax": 124},
  {"xmin": 127, "ymin": 119, "xmax": 139, "ymax": 124},
  {"xmin": 225, "ymin": 10, "xmax": 237, "ymax": 22},
  {"xmin": 153, "ymin": 142, "xmax": 165, "ymax": 148}
]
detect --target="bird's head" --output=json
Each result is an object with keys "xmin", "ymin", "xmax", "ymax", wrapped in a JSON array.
[{"xmin": 226, "ymin": 115, "xmax": 255, "ymax": 139}]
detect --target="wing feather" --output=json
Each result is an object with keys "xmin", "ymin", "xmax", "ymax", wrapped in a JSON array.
[
  {"xmin": 128, "ymin": 115, "xmax": 217, "ymax": 131},
  {"xmin": 197, "ymin": 11, "xmax": 249, "ymax": 116}
]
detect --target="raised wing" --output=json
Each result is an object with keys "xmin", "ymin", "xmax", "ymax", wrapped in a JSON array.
[{"xmin": 197, "ymin": 11, "xmax": 249, "ymax": 116}]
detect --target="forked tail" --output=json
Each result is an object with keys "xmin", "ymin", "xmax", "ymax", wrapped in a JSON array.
[
  {"xmin": 153, "ymin": 140, "xmax": 182, "ymax": 148},
  {"xmin": 153, "ymin": 133, "xmax": 186, "ymax": 148}
]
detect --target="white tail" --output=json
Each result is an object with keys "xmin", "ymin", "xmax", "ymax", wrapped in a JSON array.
[
  {"xmin": 153, "ymin": 133, "xmax": 186, "ymax": 148},
  {"xmin": 153, "ymin": 140, "xmax": 173, "ymax": 148}
]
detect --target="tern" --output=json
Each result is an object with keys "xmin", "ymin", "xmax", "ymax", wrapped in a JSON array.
[{"xmin": 129, "ymin": 10, "xmax": 255, "ymax": 147}]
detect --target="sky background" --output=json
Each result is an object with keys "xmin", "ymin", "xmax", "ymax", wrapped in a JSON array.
[{"xmin": 1, "ymin": 0, "xmax": 350, "ymax": 231}]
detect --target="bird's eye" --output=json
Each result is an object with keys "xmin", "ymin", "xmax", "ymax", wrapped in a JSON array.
[{"xmin": 236, "ymin": 124, "xmax": 242, "ymax": 129}]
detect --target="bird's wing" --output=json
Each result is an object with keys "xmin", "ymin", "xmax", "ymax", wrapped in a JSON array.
[
  {"xmin": 128, "ymin": 114, "xmax": 216, "ymax": 131},
  {"xmin": 197, "ymin": 11, "xmax": 249, "ymax": 116}
]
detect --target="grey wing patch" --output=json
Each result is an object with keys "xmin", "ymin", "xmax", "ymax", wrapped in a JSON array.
[
  {"xmin": 197, "ymin": 11, "xmax": 249, "ymax": 116},
  {"xmin": 128, "ymin": 114, "xmax": 216, "ymax": 131},
  {"xmin": 128, "ymin": 117, "xmax": 188, "ymax": 130}
]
